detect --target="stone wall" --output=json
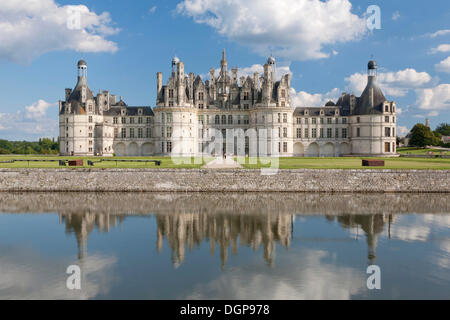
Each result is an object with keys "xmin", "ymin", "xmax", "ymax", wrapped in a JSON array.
[{"xmin": 0, "ymin": 168, "xmax": 449, "ymax": 193}]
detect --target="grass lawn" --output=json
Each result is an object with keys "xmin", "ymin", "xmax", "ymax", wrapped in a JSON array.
[
  {"xmin": 239, "ymin": 156, "xmax": 450, "ymax": 170},
  {"xmin": 1, "ymin": 155, "xmax": 449, "ymax": 170},
  {"xmin": 397, "ymin": 147, "xmax": 450, "ymax": 155},
  {"xmin": 0, "ymin": 155, "xmax": 206, "ymax": 169}
]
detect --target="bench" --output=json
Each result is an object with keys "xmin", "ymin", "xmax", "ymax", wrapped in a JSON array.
[{"xmin": 362, "ymin": 160, "xmax": 385, "ymax": 167}]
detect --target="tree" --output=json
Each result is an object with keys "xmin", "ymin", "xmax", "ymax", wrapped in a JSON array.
[
  {"xmin": 409, "ymin": 123, "xmax": 440, "ymax": 147},
  {"xmin": 435, "ymin": 123, "xmax": 450, "ymax": 136}
]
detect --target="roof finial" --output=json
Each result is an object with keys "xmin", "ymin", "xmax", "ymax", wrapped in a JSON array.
[{"xmin": 222, "ymin": 49, "xmax": 226, "ymax": 61}]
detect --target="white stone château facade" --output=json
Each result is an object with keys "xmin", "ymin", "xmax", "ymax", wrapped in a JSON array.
[{"xmin": 59, "ymin": 52, "xmax": 397, "ymax": 157}]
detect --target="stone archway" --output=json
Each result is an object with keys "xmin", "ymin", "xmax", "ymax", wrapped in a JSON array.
[
  {"xmin": 114, "ymin": 143, "xmax": 126, "ymax": 156},
  {"xmin": 321, "ymin": 143, "xmax": 335, "ymax": 157},
  {"xmin": 141, "ymin": 143, "xmax": 154, "ymax": 156},
  {"xmin": 293, "ymin": 142, "xmax": 305, "ymax": 157},
  {"xmin": 307, "ymin": 143, "xmax": 319, "ymax": 157},
  {"xmin": 127, "ymin": 142, "xmax": 139, "ymax": 156}
]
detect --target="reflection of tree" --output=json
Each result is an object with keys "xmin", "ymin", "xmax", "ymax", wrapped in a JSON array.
[
  {"xmin": 155, "ymin": 213, "xmax": 293, "ymax": 268},
  {"xmin": 335, "ymin": 214, "xmax": 396, "ymax": 264},
  {"xmin": 60, "ymin": 213, "xmax": 126, "ymax": 260}
]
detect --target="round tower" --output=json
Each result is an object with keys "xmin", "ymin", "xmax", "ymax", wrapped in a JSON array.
[{"xmin": 78, "ymin": 60, "xmax": 87, "ymax": 79}]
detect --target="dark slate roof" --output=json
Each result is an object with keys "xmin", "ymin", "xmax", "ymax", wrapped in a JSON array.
[
  {"xmin": 325, "ymin": 101, "xmax": 335, "ymax": 106},
  {"xmin": 113, "ymin": 99, "xmax": 127, "ymax": 107},
  {"xmin": 354, "ymin": 77, "xmax": 386, "ymax": 115},
  {"xmin": 104, "ymin": 106, "xmax": 154, "ymax": 116}
]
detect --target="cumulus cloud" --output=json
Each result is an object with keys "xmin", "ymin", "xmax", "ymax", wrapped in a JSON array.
[
  {"xmin": 25, "ymin": 100, "xmax": 56, "ymax": 120},
  {"xmin": 392, "ymin": 11, "xmax": 400, "ymax": 21},
  {"xmin": 0, "ymin": 0, "xmax": 119, "ymax": 63},
  {"xmin": 431, "ymin": 44, "xmax": 450, "ymax": 54},
  {"xmin": 176, "ymin": 0, "xmax": 367, "ymax": 61},
  {"xmin": 415, "ymin": 84, "xmax": 450, "ymax": 111},
  {"xmin": 428, "ymin": 29, "xmax": 450, "ymax": 38},
  {"xmin": 435, "ymin": 56, "xmax": 450, "ymax": 73},
  {"xmin": 0, "ymin": 100, "xmax": 58, "ymax": 140},
  {"xmin": 290, "ymin": 88, "xmax": 341, "ymax": 107},
  {"xmin": 345, "ymin": 68, "xmax": 432, "ymax": 97},
  {"xmin": 397, "ymin": 126, "xmax": 409, "ymax": 137},
  {"xmin": 149, "ymin": 6, "xmax": 157, "ymax": 14}
]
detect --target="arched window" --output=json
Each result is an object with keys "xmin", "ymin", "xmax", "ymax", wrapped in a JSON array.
[
  {"xmin": 228, "ymin": 115, "xmax": 233, "ymax": 125},
  {"xmin": 215, "ymin": 115, "xmax": 220, "ymax": 124},
  {"xmin": 222, "ymin": 115, "xmax": 227, "ymax": 125}
]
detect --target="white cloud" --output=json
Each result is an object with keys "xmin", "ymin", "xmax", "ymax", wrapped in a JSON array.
[
  {"xmin": 428, "ymin": 29, "xmax": 450, "ymax": 38},
  {"xmin": 176, "ymin": 0, "xmax": 367, "ymax": 61},
  {"xmin": 290, "ymin": 88, "xmax": 341, "ymax": 107},
  {"xmin": 25, "ymin": 100, "xmax": 56, "ymax": 120},
  {"xmin": 345, "ymin": 68, "xmax": 432, "ymax": 97},
  {"xmin": 0, "ymin": 100, "xmax": 58, "ymax": 139},
  {"xmin": 397, "ymin": 126, "xmax": 409, "ymax": 137},
  {"xmin": 0, "ymin": 0, "xmax": 119, "ymax": 63},
  {"xmin": 392, "ymin": 11, "xmax": 400, "ymax": 21},
  {"xmin": 435, "ymin": 56, "xmax": 450, "ymax": 73},
  {"xmin": 415, "ymin": 84, "xmax": 450, "ymax": 111},
  {"xmin": 149, "ymin": 6, "xmax": 157, "ymax": 14},
  {"xmin": 431, "ymin": 44, "xmax": 450, "ymax": 54}
]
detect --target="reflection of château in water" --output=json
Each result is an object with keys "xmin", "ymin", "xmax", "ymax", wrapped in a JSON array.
[
  {"xmin": 332, "ymin": 214, "xmax": 396, "ymax": 264},
  {"xmin": 155, "ymin": 212, "xmax": 293, "ymax": 268},
  {"xmin": 60, "ymin": 212, "xmax": 127, "ymax": 260}
]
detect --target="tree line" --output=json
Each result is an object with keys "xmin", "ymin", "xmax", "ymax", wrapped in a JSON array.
[
  {"xmin": 0, "ymin": 138, "xmax": 59, "ymax": 155},
  {"xmin": 408, "ymin": 123, "xmax": 450, "ymax": 148}
]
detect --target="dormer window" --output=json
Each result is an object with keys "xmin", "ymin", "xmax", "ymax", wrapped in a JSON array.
[
  {"xmin": 320, "ymin": 110, "xmax": 324, "ymax": 116},
  {"xmin": 138, "ymin": 109, "xmax": 143, "ymax": 115}
]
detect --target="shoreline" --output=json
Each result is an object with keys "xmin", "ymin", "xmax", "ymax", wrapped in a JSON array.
[{"xmin": 0, "ymin": 168, "xmax": 449, "ymax": 193}]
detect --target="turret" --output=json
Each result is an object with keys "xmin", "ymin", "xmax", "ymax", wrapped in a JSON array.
[{"xmin": 157, "ymin": 72, "xmax": 163, "ymax": 101}]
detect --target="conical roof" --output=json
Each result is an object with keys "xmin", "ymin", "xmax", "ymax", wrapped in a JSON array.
[{"xmin": 354, "ymin": 77, "xmax": 386, "ymax": 115}]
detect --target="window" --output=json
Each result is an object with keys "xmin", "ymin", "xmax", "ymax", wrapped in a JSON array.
[
  {"xmin": 130, "ymin": 128, "xmax": 135, "ymax": 138},
  {"xmin": 121, "ymin": 128, "xmax": 126, "ymax": 138},
  {"xmin": 243, "ymin": 116, "xmax": 249, "ymax": 125},
  {"xmin": 393, "ymin": 127, "xmax": 396, "ymax": 136},
  {"xmin": 304, "ymin": 128, "xmax": 309, "ymax": 138},
  {"xmin": 147, "ymin": 117, "xmax": 151, "ymax": 124},
  {"xmin": 297, "ymin": 128, "xmax": 302, "ymax": 138},
  {"xmin": 356, "ymin": 128, "xmax": 360, "ymax": 137},
  {"xmin": 244, "ymin": 92, "xmax": 249, "ymax": 100},
  {"xmin": 297, "ymin": 117, "xmax": 302, "ymax": 124},
  {"xmin": 244, "ymin": 104, "xmax": 249, "ymax": 110},
  {"xmin": 167, "ymin": 113, "xmax": 172, "ymax": 123},
  {"xmin": 167, "ymin": 142, "xmax": 172, "ymax": 153},
  {"xmin": 327, "ymin": 128, "xmax": 332, "ymax": 138},
  {"xmin": 327, "ymin": 118, "xmax": 332, "ymax": 124},
  {"xmin": 342, "ymin": 128, "xmax": 347, "ymax": 139},
  {"xmin": 281, "ymin": 101, "xmax": 286, "ymax": 107},
  {"xmin": 305, "ymin": 118, "xmax": 309, "ymax": 124},
  {"xmin": 89, "ymin": 116, "xmax": 93, "ymax": 123},
  {"xmin": 342, "ymin": 118, "xmax": 347, "ymax": 124},
  {"xmin": 121, "ymin": 117, "xmax": 126, "ymax": 124},
  {"xmin": 161, "ymin": 142, "xmax": 165, "ymax": 153},
  {"xmin": 312, "ymin": 118, "xmax": 317, "ymax": 125},
  {"xmin": 198, "ymin": 115, "xmax": 204, "ymax": 125},
  {"xmin": 278, "ymin": 127, "xmax": 281, "ymax": 138},
  {"xmin": 198, "ymin": 92, "xmax": 204, "ymax": 101},
  {"xmin": 113, "ymin": 117, "xmax": 118, "ymax": 124},
  {"xmin": 385, "ymin": 127, "xmax": 391, "ymax": 137},
  {"xmin": 215, "ymin": 115, "xmax": 220, "ymax": 124},
  {"xmin": 385, "ymin": 105, "xmax": 389, "ymax": 112},
  {"xmin": 169, "ymin": 101, "xmax": 174, "ymax": 107},
  {"xmin": 138, "ymin": 128, "xmax": 143, "ymax": 138},
  {"xmin": 385, "ymin": 142, "xmax": 391, "ymax": 153},
  {"xmin": 283, "ymin": 142, "xmax": 288, "ymax": 153},
  {"xmin": 88, "ymin": 133, "xmax": 93, "ymax": 138},
  {"xmin": 199, "ymin": 104, "xmax": 204, "ymax": 109},
  {"xmin": 283, "ymin": 114, "xmax": 287, "ymax": 123},
  {"xmin": 385, "ymin": 116, "xmax": 390, "ymax": 123},
  {"xmin": 222, "ymin": 115, "xmax": 227, "ymax": 125},
  {"xmin": 335, "ymin": 118, "xmax": 339, "ymax": 124},
  {"xmin": 335, "ymin": 128, "xmax": 339, "ymax": 139},
  {"xmin": 281, "ymin": 90, "xmax": 286, "ymax": 98},
  {"xmin": 167, "ymin": 127, "xmax": 172, "ymax": 138},
  {"xmin": 169, "ymin": 89, "xmax": 174, "ymax": 98},
  {"xmin": 228, "ymin": 115, "xmax": 233, "ymax": 125},
  {"xmin": 320, "ymin": 118, "xmax": 324, "ymax": 124},
  {"xmin": 357, "ymin": 117, "xmax": 361, "ymax": 123},
  {"xmin": 283, "ymin": 127, "xmax": 288, "ymax": 138},
  {"xmin": 146, "ymin": 128, "xmax": 152, "ymax": 138},
  {"xmin": 161, "ymin": 127, "xmax": 165, "ymax": 137},
  {"xmin": 278, "ymin": 113, "xmax": 281, "ymax": 123},
  {"xmin": 138, "ymin": 117, "xmax": 143, "ymax": 124},
  {"xmin": 161, "ymin": 113, "xmax": 165, "ymax": 123},
  {"xmin": 312, "ymin": 128, "xmax": 317, "ymax": 138},
  {"xmin": 130, "ymin": 117, "xmax": 135, "ymax": 124},
  {"xmin": 320, "ymin": 128, "xmax": 324, "ymax": 138},
  {"xmin": 114, "ymin": 128, "xmax": 118, "ymax": 138}
]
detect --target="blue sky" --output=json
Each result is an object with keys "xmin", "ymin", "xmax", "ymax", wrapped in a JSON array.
[{"xmin": 0, "ymin": 0, "xmax": 449, "ymax": 140}]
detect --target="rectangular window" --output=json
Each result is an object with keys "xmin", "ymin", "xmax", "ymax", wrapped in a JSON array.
[
  {"xmin": 169, "ymin": 101, "xmax": 174, "ymax": 107},
  {"xmin": 138, "ymin": 117, "xmax": 143, "ymax": 124},
  {"xmin": 121, "ymin": 117, "xmax": 126, "ymax": 124},
  {"xmin": 121, "ymin": 128, "xmax": 126, "ymax": 138},
  {"xmin": 385, "ymin": 142, "xmax": 391, "ymax": 153},
  {"xmin": 167, "ymin": 113, "xmax": 172, "ymax": 123},
  {"xmin": 138, "ymin": 128, "xmax": 143, "ymax": 138},
  {"xmin": 198, "ymin": 92, "xmax": 204, "ymax": 101},
  {"xmin": 357, "ymin": 128, "xmax": 360, "ymax": 137},
  {"xmin": 305, "ymin": 118, "xmax": 309, "ymax": 124},
  {"xmin": 88, "ymin": 133, "xmax": 93, "ymax": 138},
  {"xmin": 320, "ymin": 118, "xmax": 324, "ymax": 124},
  {"xmin": 283, "ymin": 114, "xmax": 287, "ymax": 123},
  {"xmin": 297, "ymin": 128, "xmax": 302, "ymax": 139},
  {"xmin": 278, "ymin": 127, "xmax": 281, "ymax": 138},
  {"xmin": 130, "ymin": 117, "xmax": 135, "ymax": 124},
  {"xmin": 169, "ymin": 89, "xmax": 174, "ymax": 98},
  {"xmin": 385, "ymin": 127, "xmax": 391, "ymax": 137},
  {"xmin": 357, "ymin": 117, "xmax": 361, "ymax": 123},
  {"xmin": 161, "ymin": 127, "xmax": 165, "ymax": 137},
  {"xmin": 283, "ymin": 127, "xmax": 288, "ymax": 138},
  {"xmin": 114, "ymin": 128, "xmax": 118, "ymax": 138},
  {"xmin": 385, "ymin": 116, "xmax": 390, "ymax": 123},
  {"xmin": 327, "ymin": 128, "xmax": 332, "ymax": 138},
  {"xmin": 327, "ymin": 118, "xmax": 332, "ymax": 124},
  {"xmin": 278, "ymin": 113, "xmax": 281, "ymax": 123},
  {"xmin": 281, "ymin": 90, "xmax": 286, "ymax": 98},
  {"xmin": 113, "ymin": 117, "xmax": 118, "ymax": 124},
  {"xmin": 130, "ymin": 128, "xmax": 135, "ymax": 138},
  {"xmin": 312, "ymin": 118, "xmax": 317, "ymax": 125},
  {"xmin": 146, "ymin": 127, "xmax": 152, "ymax": 138},
  {"xmin": 342, "ymin": 118, "xmax": 347, "ymax": 124},
  {"xmin": 228, "ymin": 115, "xmax": 233, "ymax": 125},
  {"xmin": 244, "ymin": 104, "xmax": 249, "ymax": 109},
  {"xmin": 147, "ymin": 117, "xmax": 151, "ymax": 124},
  {"xmin": 320, "ymin": 128, "xmax": 324, "ymax": 138},
  {"xmin": 305, "ymin": 128, "xmax": 309, "ymax": 138},
  {"xmin": 283, "ymin": 142, "xmax": 288, "ymax": 153},
  {"xmin": 244, "ymin": 92, "xmax": 249, "ymax": 100},
  {"xmin": 342, "ymin": 128, "xmax": 347, "ymax": 139},
  {"xmin": 167, "ymin": 127, "xmax": 172, "ymax": 138},
  {"xmin": 335, "ymin": 128, "xmax": 339, "ymax": 139},
  {"xmin": 312, "ymin": 128, "xmax": 317, "ymax": 138},
  {"xmin": 88, "ymin": 116, "xmax": 93, "ymax": 123},
  {"xmin": 297, "ymin": 117, "xmax": 302, "ymax": 124},
  {"xmin": 244, "ymin": 116, "xmax": 249, "ymax": 125},
  {"xmin": 167, "ymin": 142, "xmax": 172, "ymax": 153}
]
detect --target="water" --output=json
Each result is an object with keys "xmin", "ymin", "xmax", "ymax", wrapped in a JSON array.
[{"xmin": 0, "ymin": 193, "xmax": 449, "ymax": 300}]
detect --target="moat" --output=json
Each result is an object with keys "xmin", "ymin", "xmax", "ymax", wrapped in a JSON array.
[{"xmin": 0, "ymin": 193, "xmax": 448, "ymax": 300}]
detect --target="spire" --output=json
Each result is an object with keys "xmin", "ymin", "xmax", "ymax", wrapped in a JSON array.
[
  {"xmin": 222, "ymin": 49, "xmax": 226, "ymax": 62},
  {"xmin": 220, "ymin": 49, "xmax": 228, "ymax": 76}
]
